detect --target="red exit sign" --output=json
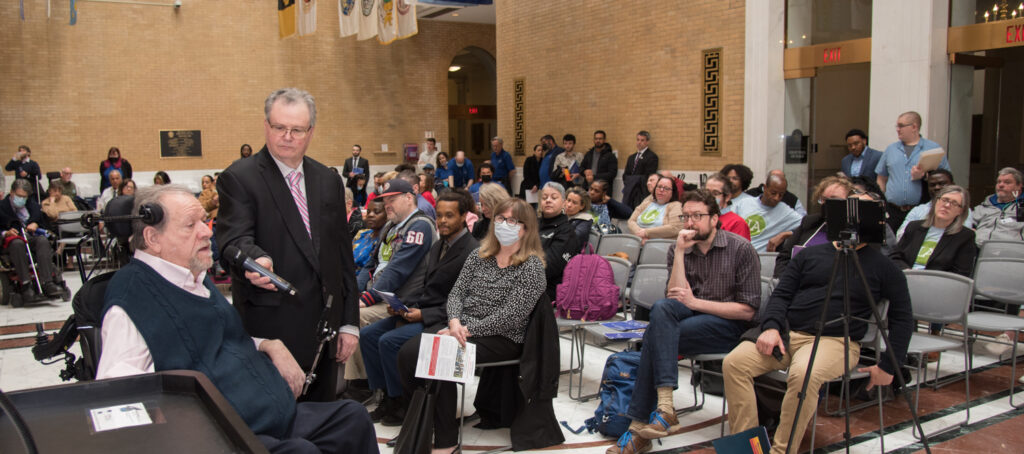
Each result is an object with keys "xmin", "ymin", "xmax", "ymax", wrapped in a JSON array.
[
  {"xmin": 823, "ymin": 46, "xmax": 842, "ymax": 63},
  {"xmin": 468, "ymin": 107, "xmax": 479, "ymax": 114},
  {"xmin": 1008, "ymin": 24, "xmax": 1024, "ymax": 43}
]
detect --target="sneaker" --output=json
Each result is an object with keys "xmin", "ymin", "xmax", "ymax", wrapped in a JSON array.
[
  {"xmin": 636, "ymin": 409, "xmax": 679, "ymax": 439},
  {"xmin": 984, "ymin": 333, "xmax": 1012, "ymax": 357},
  {"xmin": 380, "ymin": 396, "xmax": 407, "ymax": 426},
  {"xmin": 606, "ymin": 430, "xmax": 651, "ymax": 454}
]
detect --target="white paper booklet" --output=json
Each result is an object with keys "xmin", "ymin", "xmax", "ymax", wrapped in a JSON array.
[{"xmin": 414, "ymin": 333, "xmax": 477, "ymax": 384}]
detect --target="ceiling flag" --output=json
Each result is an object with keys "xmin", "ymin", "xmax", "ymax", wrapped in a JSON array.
[
  {"xmin": 396, "ymin": 0, "xmax": 417, "ymax": 40},
  {"xmin": 298, "ymin": 0, "xmax": 316, "ymax": 36},
  {"xmin": 376, "ymin": 0, "xmax": 397, "ymax": 44},
  {"xmin": 70, "ymin": 0, "xmax": 77, "ymax": 25},
  {"xmin": 278, "ymin": 0, "xmax": 297, "ymax": 39},
  {"xmin": 338, "ymin": 0, "xmax": 358, "ymax": 37},
  {"xmin": 357, "ymin": 0, "xmax": 378, "ymax": 41}
]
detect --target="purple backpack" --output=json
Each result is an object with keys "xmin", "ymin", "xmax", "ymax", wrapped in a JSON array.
[{"xmin": 556, "ymin": 252, "xmax": 620, "ymax": 321}]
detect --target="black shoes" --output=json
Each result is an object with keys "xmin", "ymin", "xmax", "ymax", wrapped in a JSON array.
[
  {"xmin": 369, "ymin": 395, "xmax": 406, "ymax": 426},
  {"xmin": 43, "ymin": 282, "xmax": 63, "ymax": 297}
]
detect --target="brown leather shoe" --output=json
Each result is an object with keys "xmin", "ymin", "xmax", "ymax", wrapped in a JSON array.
[
  {"xmin": 636, "ymin": 409, "xmax": 679, "ymax": 439},
  {"xmin": 606, "ymin": 430, "xmax": 652, "ymax": 454}
]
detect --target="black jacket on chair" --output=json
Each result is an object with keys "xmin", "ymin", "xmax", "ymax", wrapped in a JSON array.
[
  {"xmin": 889, "ymin": 220, "xmax": 977, "ymax": 277},
  {"xmin": 539, "ymin": 214, "xmax": 580, "ymax": 301},
  {"xmin": 474, "ymin": 294, "xmax": 564, "ymax": 451}
]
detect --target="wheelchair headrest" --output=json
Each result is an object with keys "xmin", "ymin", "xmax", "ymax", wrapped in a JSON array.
[{"xmin": 103, "ymin": 195, "xmax": 136, "ymax": 239}]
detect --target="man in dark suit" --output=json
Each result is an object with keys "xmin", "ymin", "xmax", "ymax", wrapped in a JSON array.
[
  {"xmin": 622, "ymin": 130, "xmax": 659, "ymax": 208},
  {"xmin": 217, "ymin": 88, "xmax": 360, "ymax": 403},
  {"xmin": 342, "ymin": 144, "xmax": 371, "ymax": 190},
  {"xmin": 0, "ymin": 178, "xmax": 63, "ymax": 301},
  {"xmin": 841, "ymin": 129, "xmax": 882, "ymax": 182},
  {"xmin": 362, "ymin": 188, "xmax": 479, "ymax": 425}
]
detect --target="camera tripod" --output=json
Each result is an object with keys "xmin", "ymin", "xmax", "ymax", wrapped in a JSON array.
[{"xmin": 783, "ymin": 239, "xmax": 931, "ymax": 454}]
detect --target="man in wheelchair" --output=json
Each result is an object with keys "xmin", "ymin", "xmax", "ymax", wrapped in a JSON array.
[{"xmin": 0, "ymin": 178, "xmax": 67, "ymax": 303}]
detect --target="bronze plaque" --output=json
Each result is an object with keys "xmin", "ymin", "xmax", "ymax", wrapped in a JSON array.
[{"xmin": 160, "ymin": 130, "xmax": 202, "ymax": 158}]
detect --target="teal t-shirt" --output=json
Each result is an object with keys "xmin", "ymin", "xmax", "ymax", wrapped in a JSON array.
[
  {"xmin": 913, "ymin": 226, "xmax": 945, "ymax": 269},
  {"xmin": 637, "ymin": 202, "xmax": 668, "ymax": 228}
]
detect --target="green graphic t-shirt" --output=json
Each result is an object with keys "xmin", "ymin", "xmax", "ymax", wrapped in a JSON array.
[
  {"xmin": 913, "ymin": 226, "xmax": 945, "ymax": 270},
  {"xmin": 637, "ymin": 202, "xmax": 668, "ymax": 228}
]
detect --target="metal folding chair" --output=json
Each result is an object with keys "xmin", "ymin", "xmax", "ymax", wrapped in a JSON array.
[
  {"xmin": 758, "ymin": 252, "xmax": 778, "ymax": 278},
  {"xmin": 637, "ymin": 239, "xmax": 673, "ymax": 265},
  {"xmin": 902, "ymin": 269, "xmax": 973, "ymax": 439},
  {"xmin": 965, "ymin": 258, "xmax": 1024, "ymax": 409},
  {"xmin": 596, "ymin": 234, "xmax": 642, "ymax": 264},
  {"xmin": 978, "ymin": 240, "xmax": 1024, "ymax": 260}
]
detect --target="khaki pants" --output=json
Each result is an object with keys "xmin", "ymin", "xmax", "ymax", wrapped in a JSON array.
[
  {"xmin": 343, "ymin": 303, "xmax": 390, "ymax": 380},
  {"xmin": 723, "ymin": 332, "xmax": 860, "ymax": 454}
]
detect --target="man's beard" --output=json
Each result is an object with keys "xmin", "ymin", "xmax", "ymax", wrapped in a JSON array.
[
  {"xmin": 692, "ymin": 229, "xmax": 711, "ymax": 242},
  {"xmin": 189, "ymin": 241, "xmax": 214, "ymax": 275}
]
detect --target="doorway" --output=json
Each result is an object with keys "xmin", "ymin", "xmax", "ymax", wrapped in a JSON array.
[{"xmin": 448, "ymin": 47, "xmax": 496, "ymax": 161}]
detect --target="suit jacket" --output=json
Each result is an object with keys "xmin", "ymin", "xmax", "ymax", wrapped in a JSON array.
[
  {"xmin": 407, "ymin": 229, "xmax": 479, "ymax": 328},
  {"xmin": 840, "ymin": 147, "xmax": 882, "ymax": 181},
  {"xmin": 216, "ymin": 147, "xmax": 359, "ymax": 377},
  {"xmin": 341, "ymin": 156, "xmax": 370, "ymax": 188},
  {"xmin": 0, "ymin": 195, "xmax": 46, "ymax": 231},
  {"xmin": 890, "ymin": 220, "xmax": 977, "ymax": 277},
  {"xmin": 622, "ymin": 149, "xmax": 658, "ymax": 208}
]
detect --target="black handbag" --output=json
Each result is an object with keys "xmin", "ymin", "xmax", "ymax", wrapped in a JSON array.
[{"xmin": 393, "ymin": 383, "xmax": 436, "ymax": 454}]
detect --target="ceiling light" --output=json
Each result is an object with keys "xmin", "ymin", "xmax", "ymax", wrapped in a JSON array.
[
  {"xmin": 452, "ymin": 12, "xmax": 459, "ymax": 17},
  {"xmin": 449, "ymin": 65, "xmax": 462, "ymax": 72}
]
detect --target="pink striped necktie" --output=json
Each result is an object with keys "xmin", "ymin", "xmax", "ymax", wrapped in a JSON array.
[{"xmin": 287, "ymin": 170, "xmax": 311, "ymax": 238}]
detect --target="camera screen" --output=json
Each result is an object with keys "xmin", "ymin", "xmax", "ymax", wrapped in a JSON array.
[{"xmin": 823, "ymin": 197, "xmax": 886, "ymax": 244}]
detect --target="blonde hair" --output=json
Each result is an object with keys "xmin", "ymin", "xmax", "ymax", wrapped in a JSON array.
[
  {"xmin": 381, "ymin": 170, "xmax": 399, "ymax": 182},
  {"xmin": 478, "ymin": 182, "xmax": 511, "ymax": 217},
  {"xmin": 479, "ymin": 198, "xmax": 546, "ymax": 267},
  {"xmin": 812, "ymin": 176, "xmax": 854, "ymax": 204},
  {"xmin": 923, "ymin": 185, "xmax": 970, "ymax": 234}
]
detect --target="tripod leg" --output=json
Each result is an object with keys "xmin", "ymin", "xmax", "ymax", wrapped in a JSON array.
[{"xmin": 848, "ymin": 250, "xmax": 932, "ymax": 453}]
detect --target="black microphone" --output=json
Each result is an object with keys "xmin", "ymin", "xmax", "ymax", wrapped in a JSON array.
[{"xmin": 223, "ymin": 246, "xmax": 297, "ymax": 296}]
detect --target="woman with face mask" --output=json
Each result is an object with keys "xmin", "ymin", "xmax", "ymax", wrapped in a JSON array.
[
  {"xmin": 538, "ymin": 182, "xmax": 581, "ymax": 300},
  {"xmin": 627, "ymin": 175, "xmax": 685, "ymax": 244},
  {"xmin": 99, "ymin": 147, "xmax": 133, "ymax": 192},
  {"xmin": 472, "ymin": 182, "xmax": 511, "ymax": 240},
  {"xmin": 402, "ymin": 197, "xmax": 546, "ymax": 454}
]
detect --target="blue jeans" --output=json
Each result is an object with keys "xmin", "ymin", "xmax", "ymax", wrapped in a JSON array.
[
  {"xmin": 360, "ymin": 317, "xmax": 424, "ymax": 398},
  {"xmin": 626, "ymin": 298, "xmax": 746, "ymax": 421}
]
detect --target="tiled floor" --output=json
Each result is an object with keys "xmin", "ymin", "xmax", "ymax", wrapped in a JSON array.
[{"xmin": 4, "ymin": 269, "xmax": 1024, "ymax": 453}]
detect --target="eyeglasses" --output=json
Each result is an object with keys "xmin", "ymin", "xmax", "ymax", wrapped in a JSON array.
[
  {"xmin": 707, "ymin": 190, "xmax": 724, "ymax": 198},
  {"xmin": 655, "ymin": 186, "xmax": 673, "ymax": 192},
  {"xmin": 493, "ymin": 215, "xmax": 524, "ymax": 226},
  {"xmin": 678, "ymin": 213, "xmax": 711, "ymax": 223},
  {"xmin": 269, "ymin": 123, "xmax": 311, "ymax": 138},
  {"xmin": 937, "ymin": 197, "xmax": 963, "ymax": 209},
  {"xmin": 896, "ymin": 123, "xmax": 913, "ymax": 129}
]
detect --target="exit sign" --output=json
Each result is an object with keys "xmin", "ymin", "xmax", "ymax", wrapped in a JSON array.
[{"xmin": 468, "ymin": 107, "xmax": 479, "ymax": 114}]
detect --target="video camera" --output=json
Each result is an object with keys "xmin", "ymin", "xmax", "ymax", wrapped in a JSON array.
[{"xmin": 823, "ymin": 196, "xmax": 886, "ymax": 245}]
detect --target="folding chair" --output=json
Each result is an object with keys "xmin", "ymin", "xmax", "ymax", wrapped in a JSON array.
[
  {"xmin": 978, "ymin": 240, "xmax": 1024, "ymax": 260},
  {"xmin": 965, "ymin": 258, "xmax": 1024, "ymax": 408},
  {"xmin": 596, "ymin": 234, "xmax": 642, "ymax": 264},
  {"xmin": 588, "ymin": 229, "xmax": 601, "ymax": 252},
  {"xmin": 902, "ymin": 269, "xmax": 973, "ymax": 439},
  {"xmin": 625, "ymin": 264, "xmax": 669, "ymax": 320},
  {"xmin": 637, "ymin": 239, "xmax": 673, "ymax": 265},
  {"xmin": 56, "ymin": 211, "xmax": 91, "ymax": 270},
  {"xmin": 757, "ymin": 252, "xmax": 778, "ymax": 278},
  {"xmin": 459, "ymin": 359, "xmax": 519, "ymax": 454}
]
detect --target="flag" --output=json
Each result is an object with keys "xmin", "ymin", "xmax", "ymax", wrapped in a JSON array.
[
  {"xmin": 357, "ymin": 0, "xmax": 377, "ymax": 41},
  {"xmin": 297, "ymin": 0, "xmax": 316, "ymax": 36},
  {"xmin": 338, "ymin": 0, "xmax": 358, "ymax": 37},
  {"xmin": 396, "ymin": 0, "xmax": 417, "ymax": 40},
  {"xmin": 278, "ymin": 0, "xmax": 297, "ymax": 39},
  {"xmin": 69, "ymin": 0, "xmax": 77, "ymax": 25},
  {"xmin": 377, "ymin": 0, "xmax": 397, "ymax": 44},
  {"xmin": 20, "ymin": 0, "xmax": 25, "ymax": 21}
]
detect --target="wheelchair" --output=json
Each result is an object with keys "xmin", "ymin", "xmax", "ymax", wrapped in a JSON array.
[
  {"xmin": 32, "ymin": 195, "xmax": 135, "ymax": 381},
  {"xmin": 0, "ymin": 229, "xmax": 72, "ymax": 308}
]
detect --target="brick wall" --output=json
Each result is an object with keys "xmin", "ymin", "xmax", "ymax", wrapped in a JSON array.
[
  {"xmin": 0, "ymin": 1, "xmax": 495, "ymax": 179},
  {"xmin": 495, "ymin": 0, "xmax": 745, "ymax": 172}
]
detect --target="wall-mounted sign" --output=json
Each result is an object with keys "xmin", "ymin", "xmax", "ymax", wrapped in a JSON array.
[
  {"xmin": 783, "ymin": 37, "xmax": 871, "ymax": 79},
  {"xmin": 160, "ymin": 130, "xmax": 202, "ymax": 158},
  {"xmin": 949, "ymin": 17, "xmax": 1024, "ymax": 53}
]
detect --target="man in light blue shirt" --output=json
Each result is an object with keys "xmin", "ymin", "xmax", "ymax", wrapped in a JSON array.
[
  {"xmin": 875, "ymin": 111, "xmax": 950, "ymax": 230},
  {"xmin": 731, "ymin": 174, "xmax": 803, "ymax": 253},
  {"xmin": 841, "ymin": 129, "xmax": 882, "ymax": 181}
]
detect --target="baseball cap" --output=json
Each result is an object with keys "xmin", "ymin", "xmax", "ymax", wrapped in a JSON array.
[
  {"xmin": 378, "ymin": 179, "xmax": 416, "ymax": 197},
  {"xmin": 423, "ymin": 163, "xmax": 435, "ymax": 170}
]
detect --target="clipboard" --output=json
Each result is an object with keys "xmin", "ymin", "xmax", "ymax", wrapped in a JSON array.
[{"xmin": 916, "ymin": 148, "xmax": 945, "ymax": 172}]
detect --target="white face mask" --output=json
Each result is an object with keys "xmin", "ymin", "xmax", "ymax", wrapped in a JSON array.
[{"xmin": 494, "ymin": 222, "xmax": 521, "ymax": 246}]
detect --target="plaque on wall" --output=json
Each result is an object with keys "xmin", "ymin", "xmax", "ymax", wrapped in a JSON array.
[
  {"xmin": 160, "ymin": 130, "xmax": 202, "ymax": 158},
  {"xmin": 785, "ymin": 129, "xmax": 809, "ymax": 164}
]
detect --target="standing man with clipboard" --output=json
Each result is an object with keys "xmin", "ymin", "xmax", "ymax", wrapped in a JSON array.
[{"xmin": 875, "ymin": 111, "xmax": 950, "ymax": 230}]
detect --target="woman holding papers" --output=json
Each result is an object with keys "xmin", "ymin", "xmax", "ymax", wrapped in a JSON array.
[{"xmin": 402, "ymin": 197, "xmax": 547, "ymax": 454}]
